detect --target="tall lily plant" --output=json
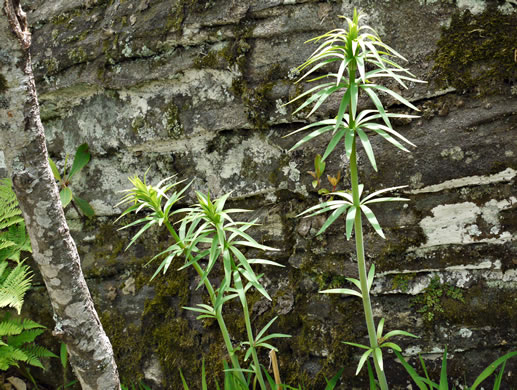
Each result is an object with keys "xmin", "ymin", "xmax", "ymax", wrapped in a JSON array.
[
  {"xmin": 286, "ymin": 10, "xmax": 424, "ymax": 389},
  {"xmin": 117, "ymin": 176, "xmax": 289, "ymax": 389}
]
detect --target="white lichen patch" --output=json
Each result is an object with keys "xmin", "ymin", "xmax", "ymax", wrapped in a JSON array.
[
  {"xmin": 282, "ymin": 161, "xmax": 301, "ymax": 182},
  {"xmin": 498, "ymin": 1, "xmax": 517, "ymax": 15},
  {"xmin": 440, "ymin": 146, "xmax": 464, "ymax": 161},
  {"xmin": 408, "ymin": 168, "xmax": 517, "ymax": 194},
  {"xmin": 52, "ymin": 288, "xmax": 73, "ymax": 306},
  {"xmin": 34, "ymin": 201, "xmax": 53, "ymax": 229},
  {"xmin": 458, "ymin": 328, "xmax": 473, "ymax": 338},
  {"xmin": 419, "ymin": 197, "xmax": 516, "ymax": 247},
  {"xmin": 457, "ymin": 0, "xmax": 487, "ymax": 14}
]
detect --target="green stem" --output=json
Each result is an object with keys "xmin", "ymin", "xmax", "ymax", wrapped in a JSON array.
[
  {"xmin": 240, "ymin": 294, "xmax": 267, "ymax": 390},
  {"xmin": 349, "ymin": 142, "xmax": 389, "ymax": 390},
  {"xmin": 163, "ymin": 221, "xmax": 246, "ymax": 385}
]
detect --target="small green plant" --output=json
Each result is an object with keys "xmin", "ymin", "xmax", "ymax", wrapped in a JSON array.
[
  {"xmin": 0, "ymin": 179, "xmax": 31, "ymax": 265},
  {"xmin": 411, "ymin": 276, "xmax": 464, "ymax": 323},
  {"xmin": 57, "ymin": 343, "xmax": 78, "ymax": 389},
  {"xmin": 0, "ymin": 314, "xmax": 57, "ymax": 370},
  {"xmin": 179, "ymin": 360, "xmax": 344, "ymax": 390},
  {"xmin": 49, "ymin": 143, "xmax": 94, "ymax": 218},
  {"xmin": 395, "ymin": 347, "xmax": 517, "ymax": 390},
  {"xmin": 285, "ymin": 9, "xmax": 423, "ymax": 389},
  {"xmin": 0, "ymin": 179, "xmax": 32, "ymax": 314},
  {"xmin": 307, "ymin": 154, "xmax": 342, "ymax": 196},
  {"xmin": 307, "ymin": 154, "xmax": 326, "ymax": 189},
  {"xmin": 117, "ymin": 175, "xmax": 290, "ymax": 389},
  {"xmin": 0, "ymin": 180, "xmax": 56, "ymax": 372},
  {"xmin": 121, "ymin": 381, "xmax": 152, "ymax": 390}
]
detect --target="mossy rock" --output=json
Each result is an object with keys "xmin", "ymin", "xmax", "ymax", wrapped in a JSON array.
[{"xmin": 432, "ymin": 6, "xmax": 517, "ymax": 95}]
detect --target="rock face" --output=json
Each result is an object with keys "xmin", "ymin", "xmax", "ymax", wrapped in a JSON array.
[{"xmin": 2, "ymin": 0, "xmax": 516, "ymax": 388}]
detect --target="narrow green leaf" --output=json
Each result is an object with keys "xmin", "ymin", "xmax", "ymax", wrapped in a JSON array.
[
  {"xmin": 334, "ymin": 89, "xmax": 351, "ymax": 133},
  {"xmin": 361, "ymin": 185, "xmax": 408, "ymax": 203},
  {"xmin": 345, "ymin": 206, "xmax": 357, "ymax": 240},
  {"xmin": 367, "ymin": 264, "xmax": 375, "ymax": 292},
  {"xmin": 317, "ymin": 205, "xmax": 349, "ymax": 235},
  {"xmin": 470, "ymin": 351, "xmax": 517, "ymax": 389},
  {"xmin": 366, "ymin": 360, "xmax": 377, "ymax": 390},
  {"xmin": 68, "ymin": 143, "xmax": 91, "ymax": 179},
  {"xmin": 322, "ymin": 129, "xmax": 346, "ymax": 161},
  {"xmin": 376, "ymin": 317, "xmax": 385, "ymax": 339},
  {"xmin": 349, "ymin": 81, "xmax": 358, "ymax": 120},
  {"xmin": 202, "ymin": 359, "xmax": 207, "ymax": 390},
  {"xmin": 356, "ymin": 127, "xmax": 377, "ymax": 172},
  {"xmin": 60, "ymin": 187, "xmax": 72, "ymax": 207},
  {"xmin": 48, "ymin": 158, "xmax": 62, "ymax": 182},
  {"xmin": 368, "ymin": 84, "xmax": 419, "ymax": 111},
  {"xmin": 374, "ymin": 347, "xmax": 384, "ymax": 372},
  {"xmin": 60, "ymin": 342, "xmax": 68, "ymax": 369},
  {"xmin": 379, "ymin": 342, "xmax": 402, "ymax": 352},
  {"xmin": 439, "ymin": 347, "xmax": 448, "ymax": 390},
  {"xmin": 382, "ymin": 329, "xmax": 419, "ymax": 340},
  {"xmin": 324, "ymin": 367, "xmax": 344, "ymax": 390},
  {"xmin": 255, "ymin": 316, "xmax": 278, "ymax": 341},
  {"xmin": 361, "ymin": 86, "xmax": 391, "ymax": 129},
  {"xmin": 356, "ymin": 349, "xmax": 373, "ymax": 375},
  {"xmin": 343, "ymin": 341, "xmax": 370, "ymax": 350},
  {"xmin": 289, "ymin": 125, "xmax": 335, "ymax": 152},
  {"xmin": 179, "ymin": 368, "xmax": 190, "ymax": 390},
  {"xmin": 345, "ymin": 128, "xmax": 355, "ymax": 160},
  {"xmin": 320, "ymin": 288, "xmax": 362, "ymax": 298},
  {"xmin": 393, "ymin": 350, "xmax": 429, "ymax": 390},
  {"xmin": 72, "ymin": 195, "xmax": 94, "ymax": 218},
  {"xmin": 492, "ymin": 362, "xmax": 506, "ymax": 390},
  {"xmin": 346, "ymin": 277, "xmax": 362, "ymax": 291},
  {"xmin": 360, "ymin": 204, "xmax": 384, "ymax": 238}
]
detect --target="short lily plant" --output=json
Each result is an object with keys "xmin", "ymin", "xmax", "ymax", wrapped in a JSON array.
[{"xmin": 117, "ymin": 175, "xmax": 290, "ymax": 389}]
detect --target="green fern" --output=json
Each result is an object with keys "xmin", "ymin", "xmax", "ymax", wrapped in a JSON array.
[
  {"xmin": 0, "ymin": 180, "xmax": 53, "ymax": 372},
  {"xmin": 0, "ymin": 179, "xmax": 23, "ymax": 230},
  {"xmin": 0, "ymin": 315, "xmax": 56, "ymax": 370},
  {"xmin": 0, "ymin": 179, "xmax": 32, "ymax": 314},
  {"xmin": 0, "ymin": 179, "xmax": 31, "ymax": 263},
  {"xmin": 0, "ymin": 261, "xmax": 32, "ymax": 314}
]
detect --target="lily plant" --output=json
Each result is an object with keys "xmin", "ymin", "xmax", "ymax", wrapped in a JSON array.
[
  {"xmin": 117, "ymin": 175, "xmax": 290, "ymax": 389},
  {"xmin": 286, "ymin": 9, "xmax": 425, "ymax": 389}
]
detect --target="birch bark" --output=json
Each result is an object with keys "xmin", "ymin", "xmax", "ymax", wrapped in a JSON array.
[{"xmin": 0, "ymin": 1, "xmax": 120, "ymax": 388}]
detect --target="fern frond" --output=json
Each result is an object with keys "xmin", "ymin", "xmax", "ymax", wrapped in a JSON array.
[
  {"xmin": 0, "ymin": 179, "xmax": 22, "ymax": 231},
  {"xmin": 23, "ymin": 344, "xmax": 57, "ymax": 359},
  {"xmin": 0, "ymin": 262, "xmax": 32, "ymax": 314},
  {"xmin": 7, "ymin": 329, "xmax": 44, "ymax": 347},
  {"xmin": 0, "ymin": 345, "xmax": 28, "ymax": 368},
  {"xmin": 20, "ymin": 318, "xmax": 45, "ymax": 330},
  {"xmin": 0, "ymin": 319, "xmax": 23, "ymax": 337}
]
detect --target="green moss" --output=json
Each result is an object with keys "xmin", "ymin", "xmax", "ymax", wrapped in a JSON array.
[
  {"xmin": 50, "ymin": 9, "xmax": 82, "ymax": 25},
  {"xmin": 131, "ymin": 115, "xmax": 145, "ymax": 134},
  {"xmin": 100, "ymin": 311, "xmax": 145, "ymax": 384},
  {"xmin": 391, "ymin": 273, "xmax": 416, "ymax": 293},
  {"xmin": 67, "ymin": 47, "xmax": 88, "ymax": 63},
  {"xmin": 411, "ymin": 276, "xmax": 465, "ymax": 323},
  {"xmin": 432, "ymin": 7, "xmax": 517, "ymax": 94},
  {"xmin": 240, "ymin": 81, "xmax": 275, "ymax": 130},
  {"xmin": 42, "ymin": 58, "xmax": 59, "ymax": 75},
  {"xmin": 193, "ymin": 50, "xmax": 220, "ymax": 69},
  {"xmin": 164, "ymin": 102, "xmax": 183, "ymax": 139},
  {"xmin": 0, "ymin": 73, "xmax": 7, "ymax": 93}
]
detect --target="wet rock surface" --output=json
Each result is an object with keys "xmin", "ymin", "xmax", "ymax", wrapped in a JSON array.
[{"xmin": 4, "ymin": 0, "xmax": 516, "ymax": 388}]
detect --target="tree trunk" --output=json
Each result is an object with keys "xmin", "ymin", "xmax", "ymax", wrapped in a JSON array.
[{"xmin": 0, "ymin": 1, "xmax": 120, "ymax": 389}]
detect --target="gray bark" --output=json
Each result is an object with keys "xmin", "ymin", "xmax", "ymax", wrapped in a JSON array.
[{"xmin": 0, "ymin": 1, "xmax": 120, "ymax": 389}]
